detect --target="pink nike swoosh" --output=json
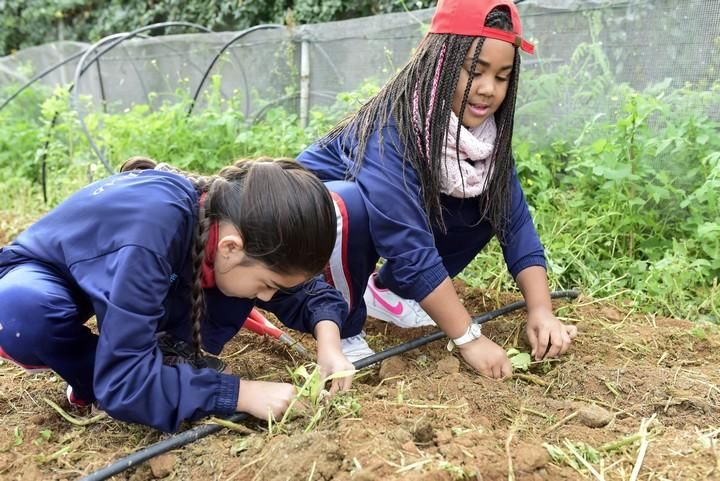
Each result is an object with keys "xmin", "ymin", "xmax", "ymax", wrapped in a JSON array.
[{"xmin": 368, "ymin": 283, "xmax": 403, "ymax": 315}]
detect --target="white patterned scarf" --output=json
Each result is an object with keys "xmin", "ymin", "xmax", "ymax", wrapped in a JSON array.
[{"xmin": 440, "ymin": 113, "xmax": 497, "ymax": 198}]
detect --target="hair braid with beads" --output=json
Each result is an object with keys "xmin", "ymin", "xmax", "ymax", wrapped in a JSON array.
[{"xmin": 320, "ymin": 6, "xmax": 518, "ymax": 238}]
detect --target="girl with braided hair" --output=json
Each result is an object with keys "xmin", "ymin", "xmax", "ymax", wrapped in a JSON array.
[
  {"xmin": 298, "ymin": 0, "xmax": 577, "ymax": 377},
  {"xmin": 0, "ymin": 157, "xmax": 353, "ymax": 432}
]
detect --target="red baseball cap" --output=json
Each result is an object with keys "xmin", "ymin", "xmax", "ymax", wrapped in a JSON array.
[{"xmin": 429, "ymin": 0, "xmax": 535, "ymax": 54}]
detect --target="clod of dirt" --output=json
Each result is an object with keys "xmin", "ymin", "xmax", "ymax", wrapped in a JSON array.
[
  {"xmin": 352, "ymin": 470, "xmax": 378, "ymax": 481},
  {"xmin": 18, "ymin": 463, "xmax": 43, "ymax": 481},
  {"xmin": 600, "ymin": 306, "xmax": 625, "ymax": 322},
  {"xmin": 27, "ymin": 413, "xmax": 49, "ymax": 425},
  {"xmin": 374, "ymin": 388, "xmax": 389, "ymax": 398},
  {"xmin": 436, "ymin": 356, "xmax": 460, "ymax": 375},
  {"xmin": 388, "ymin": 427, "xmax": 413, "ymax": 444},
  {"xmin": 148, "ymin": 453, "xmax": 176, "ymax": 478},
  {"xmin": 412, "ymin": 420, "xmax": 435, "ymax": 444},
  {"xmin": 576, "ymin": 404, "xmax": 613, "ymax": 428},
  {"xmin": 435, "ymin": 429, "xmax": 453, "ymax": 445},
  {"xmin": 513, "ymin": 443, "xmax": 550, "ymax": 472},
  {"xmin": 401, "ymin": 440, "xmax": 420, "ymax": 453},
  {"xmin": 379, "ymin": 356, "xmax": 408, "ymax": 380}
]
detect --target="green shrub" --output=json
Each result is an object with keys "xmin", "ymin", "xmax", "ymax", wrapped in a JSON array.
[{"xmin": 1, "ymin": 44, "xmax": 718, "ymax": 324}]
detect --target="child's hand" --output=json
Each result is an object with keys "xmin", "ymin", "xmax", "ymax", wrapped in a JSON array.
[
  {"xmin": 317, "ymin": 345, "xmax": 355, "ymax": 394},
  {"xmin": 526, "ymin": 309, "xmax": 577, "ymax": 361},
  {"xmin": 457, "ymin": 336, "xmax": 512, "ymax": 379},
  {"xmin": 236, "ymin": 380, "xmax": 297, "ymax": 420},
  {"xmin": 314, "ymin": 320, "xmax": 355, "ymax": 394}
]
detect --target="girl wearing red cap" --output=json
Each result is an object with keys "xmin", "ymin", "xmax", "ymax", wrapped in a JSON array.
[{"xmin": 298, "ymin": 0, "xmax": 577, "ymax": 378}]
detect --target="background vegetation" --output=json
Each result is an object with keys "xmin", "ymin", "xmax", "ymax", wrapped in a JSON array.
[
  {"xmin": 1, "ymin": 41, "xmax": 718, "ymax": 325},
  {"xmin": 0, "ymin": 0, "xmax": 435, "ymax": 56}
]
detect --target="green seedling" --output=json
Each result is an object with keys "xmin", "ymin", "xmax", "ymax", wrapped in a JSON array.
[
  {"xmin": 13, "ymin": 427, "xmax": 22, "ymax": 446},
  {"xmin": 543, "ymin": 440, "xmax": 601, "ymax": 472},
  {"xmin": 273, "ymin": 363, "xmax": 360, "ymax": 435},
  {"xmin": 437, "ymin": 460, "xmax": 472, "ymax": 480},
  {"xmin": 35, "ymin": 445, "xmax": 70, "ymax": 464},
  {"xmin": 507, "ymin": 348, "xmax": 532, "ymax": 371},
  {"xmin": 32, "ymin": 430, "xmax": 52, "ymax": 446},
  {"xmin": 230, "ymin": 438, "xmax": 251, "ymax": 456},
  {"xmin": 689, "ymin": 326, "xmax": 707, "ymax": 340}
]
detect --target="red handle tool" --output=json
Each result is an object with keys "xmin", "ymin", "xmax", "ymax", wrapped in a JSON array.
[{"xmin": 243, "ymin": 308, "xmax": 310, "ymax": 357}]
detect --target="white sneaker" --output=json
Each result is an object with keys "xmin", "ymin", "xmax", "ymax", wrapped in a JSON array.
[
  {"xmin": 340, "ymin": 332, "xmax": 375, "ymax": 363},
  {"xmin": 363, "ymin": 273, "xmax": 436, "ymax": 328}
]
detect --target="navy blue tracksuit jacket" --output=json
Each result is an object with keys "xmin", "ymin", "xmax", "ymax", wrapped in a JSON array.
[
  {"xmin": 0, "ymin": 170, "xmax": 347, "ymax": 432},
  {"xmin": 298, "ymin": 118, "xmax": 546, "ymax": 334}
]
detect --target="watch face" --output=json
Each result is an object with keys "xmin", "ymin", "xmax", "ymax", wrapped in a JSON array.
[{"xmin": 470, "ymin": 324, "xmax": 482, "ymax": 338}]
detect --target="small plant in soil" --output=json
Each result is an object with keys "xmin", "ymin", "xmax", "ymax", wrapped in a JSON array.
[
  {"xmin": 271, "ymin": 363, "xmax": 359, "ymax": 435},
  {"xmin": 506, "ymin": 348, "xmax": 532, "ymax": 371}
]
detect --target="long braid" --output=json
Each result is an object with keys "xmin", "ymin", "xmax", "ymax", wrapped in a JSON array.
[
  {"xmin": 189, "ymin": 189, "xmax": 211, "ymax": 360},
  {"xmin": 183, "ymin": 171, "xmax": 222, "ymax": 360},
  {"xmin": 120, "ymin": 156, "xmax": 218, "ymax": 359},
  {"xmin": 320, "ymin": 7, "xmax": 519, "ymax": 237},
  {"xmin": 486, "ymin": 50, "xmax": 520, "ymax": 243}
]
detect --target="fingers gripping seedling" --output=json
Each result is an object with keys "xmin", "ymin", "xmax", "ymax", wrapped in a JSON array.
[
  {"xmin": 272, "ymin": 363, "xmax": 360, "ymax": 434},
  {"xmin": 79, "ymin": 291, "xmax": 579, "ymax": 481}
]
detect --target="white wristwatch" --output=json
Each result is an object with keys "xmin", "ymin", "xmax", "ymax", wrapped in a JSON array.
[{"xmin": 447, "ymin": 323, "xmax": 482, "ymax": 351}]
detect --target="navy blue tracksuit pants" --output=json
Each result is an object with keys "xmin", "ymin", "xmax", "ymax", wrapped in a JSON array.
[{"xmin": 0, "ymin": 261, "xmax": 97, "ymax": 401}]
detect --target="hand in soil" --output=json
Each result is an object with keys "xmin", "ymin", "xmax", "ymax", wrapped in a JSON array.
[
  {"xmin": 526, "ymin": 309, "xmax": 578, "ymax": 360},
  {"xmin": 315, "ymin": 320, "xmax": 355, "ymax": 394},
  {"xmin": 235, "ymin": 380, "xmax": 297, "ymax": 420},
  {"xmin": 317, "ymin": 346, "xmax": 355, "ymax": 394},
  {"xmin": 457, "ymin": 335, "xmax": 512, "ymax": 379}
]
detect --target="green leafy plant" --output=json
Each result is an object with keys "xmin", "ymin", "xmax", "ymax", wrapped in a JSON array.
[
  {"xmin": 3, "ymin": 43, "xmax": 719, "ymax": 325},
  {"xmin": 271, "ymin": 363, "xmax": 359, "ymax": 435},
  {"xmin": 32, "ymin": 430, "xmax": 52, "ymax": 446},
  {"xmin": 506, "ymin": 348, "xmax": 532, "ymax": 371},
  {"xmin": 543, "ymin": 440, "xmax": 601, "ymax": 472}
]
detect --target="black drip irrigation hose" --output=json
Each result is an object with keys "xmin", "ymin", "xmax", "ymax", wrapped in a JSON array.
[
  {"xmin": 0, "ymin": 48, "xmax": 88, "ymax": 113},
  {"xmin": 79, "ymin": 289, "xmax": 579, "ymax": 481},
  {"xmin": 38, "ymin": 32, "xmax": 129, "ymax": 203},
  {"xmin": 70, "ymin": 22, "xmax": 213, "ymax": 175},
  {"xmin": 186, "ymin": 24, "xmax": 283, "ymax": 118},
  {"xmin": 3, "ymin": 34, "xmax": 151, "ymax": 203},
  {"xmin": 33, "ymin": 23, "xmax": 213, "ymax": 202}
]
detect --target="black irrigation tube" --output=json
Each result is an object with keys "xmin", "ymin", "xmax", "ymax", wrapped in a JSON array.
[
  {"xmin": 0, "ymin": 33, "xmax": 195, "ymax": 114},
  {"xmin": 248, "ymin": 91, "xmax": 337, "ymax": 125},
  {"xmin": 0, "ymin": 48, "xmax": 88, "ymax": 113},
  {"xmin": 71, "ymin": 22, "xmax": 213, "ymax": 175},
  {"xmin": 37, "ymin": 32, "xmax": 129, "ymax": 204},
  {"xmin": 79, "ymin": 289, "xmax": 580, "ymax": 481},
  {"xmin": 30, "ymin": 23, "xmax": 212, "ymax": 202},
  {"xmin": 186, "ymin": 24, "xmax": 284, "ymax": 119}
]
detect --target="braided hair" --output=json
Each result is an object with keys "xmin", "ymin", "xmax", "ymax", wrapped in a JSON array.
[
  {"xmin": 322, "ymin": 6, "xmax": 519, "ymax": 238},
  {"xmin": 120, "ymin": 156, "xmax": 336, "ymax": 359}
]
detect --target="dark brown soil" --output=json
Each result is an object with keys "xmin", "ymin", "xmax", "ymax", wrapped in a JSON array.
[
  {"xmin": 2, "ymin": 283, "xmax": 720, "ymax": 481},
  {"xmin": 2, "ymin": 217, "xmax": 719, "ymax": 480}
]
